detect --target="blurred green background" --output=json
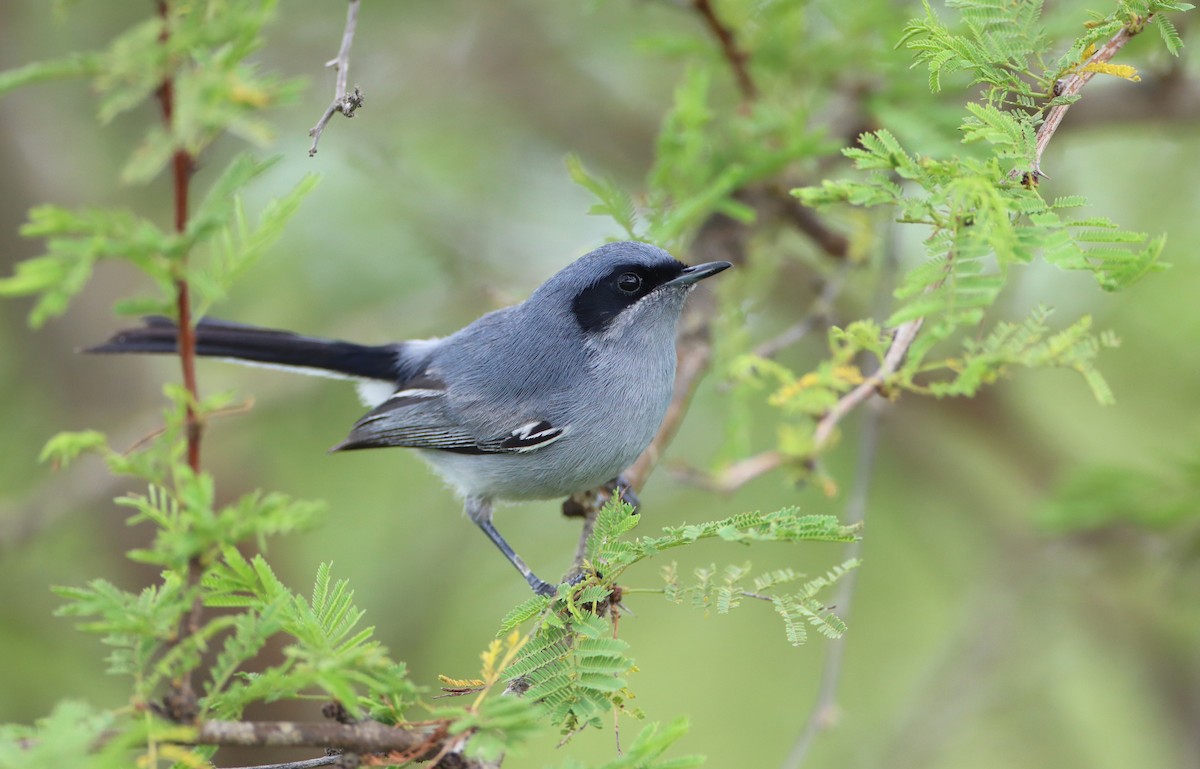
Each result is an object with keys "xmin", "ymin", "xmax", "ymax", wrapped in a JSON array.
[{"xmin": 2, "ymin": 1, "xmax": 1198, "ymax": 768}]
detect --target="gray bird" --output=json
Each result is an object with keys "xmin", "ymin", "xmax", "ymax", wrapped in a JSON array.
[{"xmin": 89, "ymin": 241, "xmax": 731, "ymax": 595}]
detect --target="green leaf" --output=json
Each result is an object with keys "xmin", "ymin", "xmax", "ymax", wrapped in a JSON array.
[
  {"xmin": 498, "ymin": 595, "xmax": 552, "ymax": 635},
  {"xmin": 39, "ymin": 430, "xmax": 110, "ymax": 466},
  {"xmin": 0, "ymin": 53, "xmax": 102, "ymax": 95},
  {"xmin": 566, "ymin": 154, "xmax": 641, "ymax": 239},
  {"xmin": 1153, "ymin": 13, "xmax": 1185, "ymax": 55}
]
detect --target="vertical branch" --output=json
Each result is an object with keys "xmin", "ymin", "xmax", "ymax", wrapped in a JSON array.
[
  {"xmin": 155, "ymin": 0, "xmax": 201, "ymax": 474},
  {"xmin": 155, "ymin": 0, "xmax": 203, "ymax": 718}
]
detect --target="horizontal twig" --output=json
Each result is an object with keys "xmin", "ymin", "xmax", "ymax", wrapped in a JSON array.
[
  {"xmin": 220, "ymin": 756, "xmax": 341, "ymax": 769},
  {"xmin": 194, "ymin": 720, "xmax": 443, "ymax": 759}
]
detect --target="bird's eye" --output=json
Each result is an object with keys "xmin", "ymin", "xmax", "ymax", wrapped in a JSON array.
[{"xmin": 617, "ymin": 272, "xmax": 642, "ymax": 294}]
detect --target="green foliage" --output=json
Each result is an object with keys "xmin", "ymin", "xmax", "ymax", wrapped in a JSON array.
[
  {"xmin": 917, "ymin": 307, "xmax": 1120, "ymax": 404},
  {"xmin": 901, "ymin": 0, "xmax": 1191, "ymax": 105},
  {"xmin": 504, "ymin": 612, "xmax": 634, "ymax": 733},
  {"xmin": 661, "ymin": 559, "xmax": 858, "ymax": 646},
  {"xmin": 0, "ymin": 154, "xmax": 317, "ymax": 327},
  {"xmin": 492, "ymin": 498, "xmax": 858, "ymax": 738},
  {"xmin": 0, "ymin": 701, "xmax": 133, "ymax": 769},
  {"xmin": 570, "ymin": 64, "xmax": 826, "ymax": 251},
  {"xmin": 0, "ymin": 0, "xmax": 314, "ymax": 329},
  {"xmin": 1041, "ymin": 451, "xmax": 1200, "ymax": 531},
  {"xmin": 201, "ymin": 555, "xmax": 414, "ymax": 718},
  {"xmin": 8, "ymin": 0, "xmax": 1192, "ymax": 766},
  {"xmin": 557, "ymin": 718, "xmax": 704, "ymax": 769},
  {"xmin": 754, "ymin": 0, "xmax": 1184, "ymax": 460}
]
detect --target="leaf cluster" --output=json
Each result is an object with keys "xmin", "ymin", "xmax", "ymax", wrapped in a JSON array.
[
  {"xmin": 489, "ymin": 498, "xmax": 858, "ymax": 743},
  {"xmin": 901, "ymin": 0, "xmax": 1192, "ymax": 106},
  {"xmin": 0, "ymin": 154, "xmax": 317, "ymax": 328}
]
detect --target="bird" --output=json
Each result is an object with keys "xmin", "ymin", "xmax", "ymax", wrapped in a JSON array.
[{"xmin": 88, "ymin": 241, "xmax": 731, "ymax": 595}]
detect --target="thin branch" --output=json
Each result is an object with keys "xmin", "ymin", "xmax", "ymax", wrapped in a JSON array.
[
  {"xmin": 754, "ymin": 261, "xmax": 851, "ymax": 359},
  {"xmin": 779, "ymin": 198, "xmax": 850, "ymax": 260},
  {"xmin": 154, "ymin": 0, "xmax": 203, "ymax": 720},
  {"xmin": 1028, "ymin": 15, "xmax": 1154, "ymax": 177},
  {"xmin": 691, "ymin": 0, "xmax": 758, "ymax": 103},
  {"xmin": 781, "ymin": 397, "xmax": 883, "ymax": 769},
  {"xmin": 220, "ymin": 757, "xmax": 342, "ymax": 769},
  {"xmin": 568, "ymin": 503, "xmax": 600, "ymax": 578},
  {"xmin": 194, "ymin": 720, "xmax": 442, "ymax": 759},
  {"xmin": 670, "ymin": 450, "xmax": 784, "ymax": 493},
  {"xmin": 154, "ymin": 0, "xmax": 200, "ymax": 475},
  {"xmin": 308, "ymin": 0, "xmax": 364, "ymax": 157}
]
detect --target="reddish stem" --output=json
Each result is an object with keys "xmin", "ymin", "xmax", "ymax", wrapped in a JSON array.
[{"xmin": 156, "ymin": 0, "xmax": 201, "ymax": 473}]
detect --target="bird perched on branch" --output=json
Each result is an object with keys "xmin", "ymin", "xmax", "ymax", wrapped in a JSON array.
[{"xmin": 90, "ymin": 241, "xmax": 731, "ymax": 595}]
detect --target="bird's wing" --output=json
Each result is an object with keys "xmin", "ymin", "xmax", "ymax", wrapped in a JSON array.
[{"xmin": 330, "ymin": 376, "xmax": 566, "ymax": 455}]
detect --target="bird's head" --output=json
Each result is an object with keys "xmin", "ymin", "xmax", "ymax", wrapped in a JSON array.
[{"xmin": 532, "ymin": 241, "xmax": 731, "ymax": 339}]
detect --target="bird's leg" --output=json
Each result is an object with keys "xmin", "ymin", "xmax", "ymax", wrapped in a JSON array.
[{"xmin": 465, "ymin": 496, "xmax": 556, "ymax": 596}]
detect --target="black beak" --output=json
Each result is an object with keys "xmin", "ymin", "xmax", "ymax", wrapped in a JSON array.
[{"xmin": 665, "ymin": 260, "xmax": 733, "ymax": 287}]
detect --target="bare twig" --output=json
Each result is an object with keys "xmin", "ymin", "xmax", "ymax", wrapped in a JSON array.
[
  {"xmin": 754, "ymin": 261, "xmax": 851, "ymax": 359},
  {"xmin": 691, "ymin": 0, "xmax": 758, "ymax": 103},
  {"xmin": 220, "ymin": 757, "xmax": 342, "ymax": 769},
  {"xmin": 1028, "ymin": 15, "xmax": 1154, "ymax": 178},
  {"xmin": 308, "ymin": 0, "xmax": 364, "ymax": 157},
  {"xmin": 670, "ymin": 450, "xmax": 785, "ymax": 493},
  {"xmin": 781, "ymin": 398, "xmax": 883, "ymax": 769}
]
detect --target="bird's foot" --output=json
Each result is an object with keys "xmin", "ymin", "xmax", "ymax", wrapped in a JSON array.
[{"xmin": 609, "ymin": 474, "xmax": 640, "ymax": 511}]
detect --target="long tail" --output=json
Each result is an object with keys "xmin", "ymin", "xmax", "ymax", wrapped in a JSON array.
[{"xmin": 86, "ymin": 316, "xmax": 401, "ymax": 382}]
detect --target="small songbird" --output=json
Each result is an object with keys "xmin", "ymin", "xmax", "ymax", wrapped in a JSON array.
[{"xmin": 89, "ymin": 241, "xmax": 731, "ymax": 594}]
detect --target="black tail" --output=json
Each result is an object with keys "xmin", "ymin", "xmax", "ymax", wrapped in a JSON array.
[{"xmin": 86, "ymin": 316, "xmax": 400, "ymax": 382}]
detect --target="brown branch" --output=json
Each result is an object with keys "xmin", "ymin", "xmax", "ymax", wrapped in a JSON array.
[
  {"xmin": 754, "ymin": 261, "xmax": 851, "ymax": 359},
  {"xmin": 309, "ymin": 0, "xmax": 364, "ymax": 156},
  {"xmin": 691, "ymin": 0, "xmax": 758, "ymax": 103},
  {"xmin": 779, "ymin": 199, "xmax": 850, "ymax": 260},
  {"xmin": 1029, "ymin": 15, "xmax": 1155, "ymax": 178},
  {"xmin": 670, "ymin": 450, "xmax": 785, "ymax": 493},
  {"xmin": 194, "ymin": 720, "xmax": 445, "ymax": 759},
  {"xmin": 153, "ymin": 1, "xmax": 206, "ymax": 721},
  {"xmin": 155, "ymin": 0, "xmax": 200, "ymax": 475}
]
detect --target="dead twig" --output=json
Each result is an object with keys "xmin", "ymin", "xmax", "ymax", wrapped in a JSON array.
[{"xmin": 308, "ymin": 0, "xmax": 364, "ymax": 157}]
